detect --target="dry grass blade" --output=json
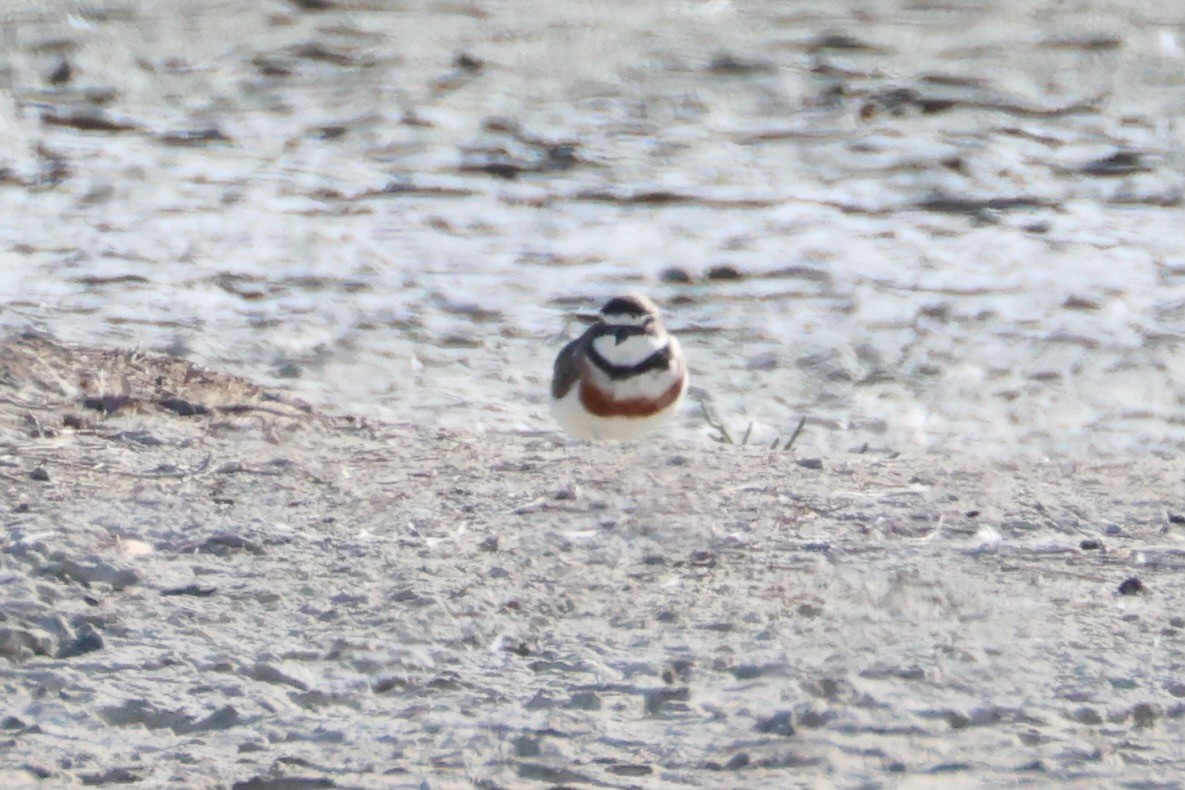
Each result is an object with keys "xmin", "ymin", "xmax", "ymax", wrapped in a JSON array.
[
  {"xmin": 699, "ymin": 400, "xmax": 735, "ymax": 444},
  {"xmin": 783, "ymin": 416, "xmax": 807, "ymax": 452}
]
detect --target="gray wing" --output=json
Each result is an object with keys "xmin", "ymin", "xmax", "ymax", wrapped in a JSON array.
[{"xmin": 551, "ymin": 330, "xmax": 593, "ymax": 399}]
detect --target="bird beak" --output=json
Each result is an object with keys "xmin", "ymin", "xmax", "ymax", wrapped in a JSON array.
[{"xmin": 614, "ymin": 327, "xmax": 630, "ymax": 345}]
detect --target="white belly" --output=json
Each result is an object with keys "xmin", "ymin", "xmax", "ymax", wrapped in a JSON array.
[{"xmin": 550, "ymin": 383, "xmax": 685, "ymax": 441}]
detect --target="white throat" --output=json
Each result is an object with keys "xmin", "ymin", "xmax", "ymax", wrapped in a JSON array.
[{"xmin": 591, "ymin": 332, "xmax": 667, "ymax": 367}]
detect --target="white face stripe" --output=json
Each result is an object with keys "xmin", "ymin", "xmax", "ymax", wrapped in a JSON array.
[{"xmin": 599, "ymin": 312, "xmax": 654, "ymax": 328}]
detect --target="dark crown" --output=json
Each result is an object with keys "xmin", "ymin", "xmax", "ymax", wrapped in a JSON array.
[{"xmin": 600, "ymin": 295, "xmax": 656, "ymax": 318}]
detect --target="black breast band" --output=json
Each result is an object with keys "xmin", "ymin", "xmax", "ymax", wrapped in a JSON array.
[{"xmin": 586, "ymin": 334, "xmax": 672, "ymax": 380}]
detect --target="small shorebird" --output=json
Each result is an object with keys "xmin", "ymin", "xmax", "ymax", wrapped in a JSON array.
[{"xmin": 550, "ymin": 293, "xmax": 687, "ymax": 440}]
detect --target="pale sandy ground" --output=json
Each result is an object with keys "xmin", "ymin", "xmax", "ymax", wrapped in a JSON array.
[
  {"xmin": 3, "ymin": 334, "xmax": 1185, "ymax": 788},
  {"xmin": 4, "ymin": 0, "xmax": 1185, "ymax": 787}
]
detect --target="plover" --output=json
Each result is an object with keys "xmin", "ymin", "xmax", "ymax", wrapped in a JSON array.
[{"xmin": 551, "ymin": 293, "xmax": 687, "ymax": 440}]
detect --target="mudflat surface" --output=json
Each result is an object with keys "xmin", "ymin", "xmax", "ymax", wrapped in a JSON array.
[
  {"xmin": 4, "ymin": 0, "xmax": 1185, "ymax": 787},
  {"xmin": 3, "ymin": 335, "xmax": 1185, "ymax": 788},
  {"xmin": 2, "ymin": 0, "xmax": 1185, "ymax": 456}
]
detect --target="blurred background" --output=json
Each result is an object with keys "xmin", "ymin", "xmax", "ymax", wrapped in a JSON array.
[{"xmin": 2, "ymin": 0, "xmax": 1185, "ymax": 457}]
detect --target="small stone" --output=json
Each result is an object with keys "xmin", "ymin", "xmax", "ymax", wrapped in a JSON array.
[
  {"xmin": 513, "ymin": 735, "xmax": 541, "ymax": 757},
  {"xmin": 1070, "ymin": 706, "xmax": 1102, "ymax": 725},
  {"xmin": 502, "ymin": 640, "xmax": 530, "ymax": 657},
  {"xmin": 48, "ymin": 59, "xmax": 72, "ymax": 85},
  {"xmin": 724, "ymin": 752, "xmax": 751, "ymax": 770},
  {"xmin": 252, "ymin": 662, "xmax": 311, "ymax": 691},
  {"xmin": 567, "ymin": 691, "xmax": 601, "ymax": 710},
  {"xmin": 746, "ymin": 351, "xmax": 779, "ymax": 371},
  {"xmin": 454, "ymin": 52, "xmax": 483, "ymax": 72},
  {"xmin": 119, "ymin": 539, "xmax": 154, "ymax": 558},
  {"xmin": 644, "ymin": 686, "xmax": 689, "ymax": 715},
  {"xmin": 479, "ymin": 535, "xmax": 499, "ymax": 553},
  {"xmin": 796, "ymin": 458, "xmax": 824, "ymax": 470},
  {"xmin": 0, "ymin": 627, "xmax": 56, "ymax": 661},
  {"xmin": 160, "ymin": 585, "xmax": 217, "ymax": 597},
  {"xmin": 797, "ymin": 602, "xmax": 823, "ymax": 618},
  {"xmin": 662, "ymin": 659, "xmax": 692, "ymax": 684},
  {"xmin": 157, "ymin": 398, "xmax": 210, "ymax": 416},
  {"xmin": 80, "ymin": 768, "xmax": 140, "ymax": 785},
  {"xmin": 82, "ymin": 395, "xmax": 131, "ymax": 414},
  {"xmin": 232, "ymin": 775, "xmax": 334, "ymax": 789},
  {"xmin": 29, "ymin": 467, "xmax": 50, "ymax": 482},
  {"xmin": 1118, "ymin": 577, "xmax": 1144, "ymax": 596},
  {"xmin": 706, "ymin": 264, "xmax": 743, "ymax": 281},
  {"xmin": 754, "ymin": 711, "xmax": 796, "ymax": 737},
  {"xmin": 1169, "ymin": 513, "xmax": 1185, "ymax": 525},
  {"xmin": 553, "ymin": 487, "xmax": 576, "ymax": 500},
  {"xmin": 195, "ymin": 534, "xmax": 263, "ymax": 556},
  {"xmin": 1104, "ymin": 524, "xmax": 1122, "ymax": 535},
  {"xmin": 660, "ymin": 267, "xmax": 694, "ymax": 283},
  {"xmin": 188, "ymin": 705, "xmax": 240, "ymax": 733},
  {"xmin": 38, "ymin": 559, "xmax": 140, "ymax": 591},
  {"xmin": 796, "ymin": 708, "xmax": 835, "ymax": 728},
  {"xmin": 708, "ymin": 53, "xmax": 773, "ymax": 74},
  {"xmin": 1132, "ymin": 702, "xmax": 1160, "ymax": 727},
  {"xmin": 1079, "ymin": 538, "xmax": 1103, "ymax": 550},
  {"xmin": 57, "ymin": 628, "xmax": 104, "ymax": 659}
]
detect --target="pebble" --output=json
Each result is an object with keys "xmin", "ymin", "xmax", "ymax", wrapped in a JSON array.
[
  {"xmin": 746, "ymin": 351, "xmax": 779, "ymax": 371},
  {"xmin": 37, "ymin": 559, "xmax": 140, "ymax": 591},
  {"xmin": 643, "ymin": 686, "xmax": 690, "ymax": 716},
  {"xmin": 120, "ymin": 539, "xmax": 155, "ymax": 558},
  {"xmin": 1118, "ymin": 577, "xmax": 1144, "ymax": 596},
  {"xmin": 194, "ymin": 534, "xmax": 264, "ymax": 556},
  {"xmin": 57, "ymin": 627, "xmax": 104, "ymax": 659},
  {"xmin": 29, "ymin": 467, "xmax": 50, "ymax": 482},
  {"xmin": 567, "ymin": 691, "xmax": 601, "ymax": 710},
  {"xmin": 1131, "ymin": 702, "xmax": 1160, "ymax": 727},
  {"xmin": 80, "ymin": 768, "xmax": 140, "ymax": 785},
  {"xmin": 660, "ymin": 266, "xmax": 693, "ymax": 283},
  {"xmin": 0, "ymin": 627, "xmax": 55, "ymax": 661},
  {"xmin": 754, "ymin": 710, "xmax": 796, "ymax": 737},
  {"xmin": 706, "ymin": 264, "xmax": 743, "ymax": 280},
  {"xmin": 1070, "ymin": 706, "xmax": 1103, "ymax": 724},
  {"xmin": 157, "ymin": 398, "xmax": 210, "ymax": 416},
  {"xmin": 160, "ymin": 584, "xmax": 217, "ymax": 597},
  {"xmin": 232, "ymin": 777, "xmax": 334, "ymax": 790}
]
